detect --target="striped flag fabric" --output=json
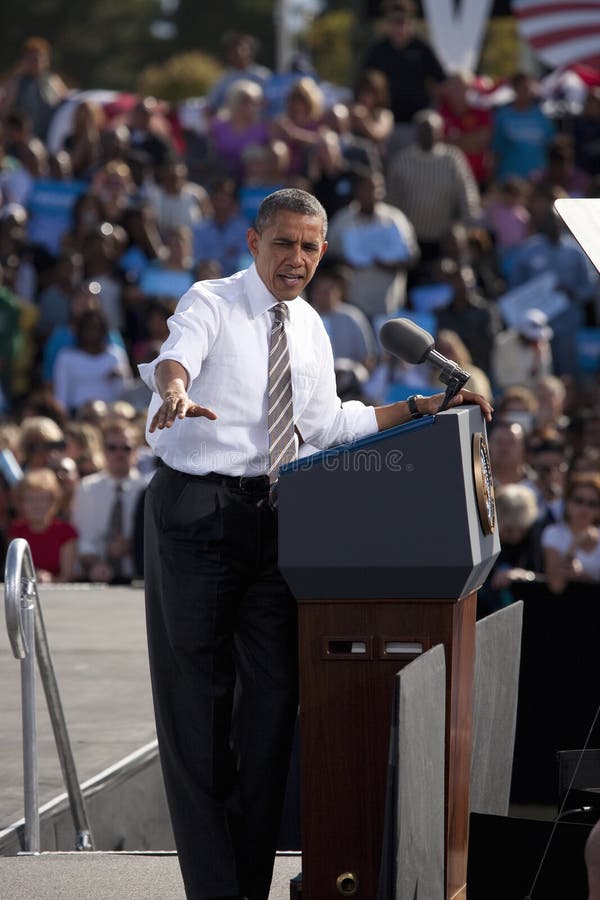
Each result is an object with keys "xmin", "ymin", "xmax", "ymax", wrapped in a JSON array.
[{"xmin": 513, "ymin": 0, "xmax": 600, "ymax": 70}]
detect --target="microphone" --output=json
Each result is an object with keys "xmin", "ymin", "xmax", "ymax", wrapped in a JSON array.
[{"xmin": 379, "ymin": 317, "xmax": 470, "ymax": 409}]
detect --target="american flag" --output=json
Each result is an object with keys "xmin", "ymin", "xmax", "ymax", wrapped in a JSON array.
[{"xmin": 513, "ymin": 0, "xmax": 600, "ymax": 70}]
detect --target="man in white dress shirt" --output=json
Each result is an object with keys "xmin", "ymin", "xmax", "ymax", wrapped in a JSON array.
[
  {"xmin": 72, "ymin": 419, "xmax": 145, "ymax": 582},
  {"xmin": 139, "ymin": 189, "xmax": 492, "ymax": 900}
]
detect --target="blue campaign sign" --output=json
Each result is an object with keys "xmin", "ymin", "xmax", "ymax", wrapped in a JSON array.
[
  {"xmin": 27, "ymin": 179, "xmax": 88, "ymax": 255},
  {"xmin": 409, "ymin": 282, "xmax": 453, "ymax": 313},
  {"xmin": 139, "ymin": 267, "xmax": 194, "ymax": 299},
  {"xmin": 577, "ymin": 327, "xmax": 600, "ymax": 372}
]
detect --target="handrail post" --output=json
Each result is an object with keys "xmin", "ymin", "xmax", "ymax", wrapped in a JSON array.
[
  {"xmin": 4, "ymin": 539, "xmax": 94, "ymax": 852},
  {"xmin": 20, "ymin": 577, "xmax": 40, "ymax": 853},
  {"xmin": 33, "ymin": 588, "xmax": 94, "ymax": 850}
]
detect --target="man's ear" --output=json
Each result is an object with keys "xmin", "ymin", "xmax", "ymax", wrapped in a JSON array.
[
  {"xmin": 247, "ymin": 227, "xmax": 258, "ymax": 258},
  {"xmin": 319, "ymin": 240, "xmax": 328, "ymax": 262}
]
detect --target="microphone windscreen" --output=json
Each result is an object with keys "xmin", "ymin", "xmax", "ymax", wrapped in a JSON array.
[{"xmin": 379, "ymin": 318, "xmax": 434, "ymax": 364}]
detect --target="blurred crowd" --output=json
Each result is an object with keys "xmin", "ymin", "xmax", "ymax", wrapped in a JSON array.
[{"xmin": 1, "ymin": 0, "xmax": 600, "ymax": 609}]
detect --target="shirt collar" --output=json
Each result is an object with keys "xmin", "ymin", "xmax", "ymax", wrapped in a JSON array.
[
  {"xmin": 108, "ymin": 470, "xmax": 139, "ymax": 488},
  {"xmin": 243, "ymin": 262, "xmax": 295, "ymax": 320}
]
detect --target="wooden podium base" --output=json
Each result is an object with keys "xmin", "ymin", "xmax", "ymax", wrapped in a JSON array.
[{"xmin": 295, "ymin": 592, "xmax": 476, "ymax": 900}]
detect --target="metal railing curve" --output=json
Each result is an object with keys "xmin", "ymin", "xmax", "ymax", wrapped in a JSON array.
[{"xmin": 4, "ymin": 538, "xmax": 94, "ymax": 852}]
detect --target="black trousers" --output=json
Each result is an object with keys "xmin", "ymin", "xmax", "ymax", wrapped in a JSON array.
[{"xmin": 144, "ymin": 466, "xmax": 299, "ymax": 900}]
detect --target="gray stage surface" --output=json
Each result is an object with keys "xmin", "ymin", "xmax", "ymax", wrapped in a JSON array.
[
  {"xmin": 0, "ymin": 851, "xmax": 301, "ymax": 899},
  {"xmin": 0, "ymin": 585, "xmax": 155, "ymax": 833}
]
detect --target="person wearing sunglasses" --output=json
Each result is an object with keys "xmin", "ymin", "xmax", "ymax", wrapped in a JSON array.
[
  {"xmin": 18, "ymin": 415, "xmax": 66, "ymax": 471},
  {"xmin": 541, "ymin": 472, "xmax": 600, "ymax": 594},
  {"xmin": 71, "ymin": 419, "xmax": 145, "ymax": 583}
]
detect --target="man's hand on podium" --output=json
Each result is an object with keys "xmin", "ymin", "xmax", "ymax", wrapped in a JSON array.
[
  {"xmin": 375, "ymin": 389, "xmax": 493, "ymax": 432},
  {"xmin": 421, "ymin": 389, "xmax": 493, "ymax": 422}
]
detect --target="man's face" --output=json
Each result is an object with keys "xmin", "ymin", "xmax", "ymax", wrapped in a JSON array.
[
  {"xmin": 104, "ymin": 429, "xmax": 137, "ymax": 479},
  {"xmin": 229, "ymin": 38, "xmax": 253, "ymax": 69},
  {"xmin": 247, "ymin": 210, "xmax": 327, "ymax": 302},
  {"xmin": 387, "ymin": 10, "xmax": 412, "ymax": 46},
  {"xmin": 356, "ymin": 174, "xmax": 384, "ymax": 212},
  {"xmin": 25, "ymin": 49, "xmax": 48, "ymax": 76},
  {"xmin": 531, "ymin": 451, "xmax": 567, "ymax": 493}
]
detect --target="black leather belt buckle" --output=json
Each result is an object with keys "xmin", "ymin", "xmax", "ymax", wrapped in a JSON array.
[{"xmin": 237, "ymin": 475, "xmax": 269, "ymax": 493}]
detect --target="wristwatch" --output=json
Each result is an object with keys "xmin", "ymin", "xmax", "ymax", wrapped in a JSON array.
[{"xmin": 407, "ymin": 394, "xmax": 424, "ymax": 419}]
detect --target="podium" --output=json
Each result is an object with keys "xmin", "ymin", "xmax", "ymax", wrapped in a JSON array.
[{"xmin": 278, "ymin": 406, "xmax": 500, "ymax": 900}]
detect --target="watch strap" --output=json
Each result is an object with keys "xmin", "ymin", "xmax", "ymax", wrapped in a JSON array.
[{"xmin": 407, "ymin": 394, "xmax": 423, "ymax": 418}]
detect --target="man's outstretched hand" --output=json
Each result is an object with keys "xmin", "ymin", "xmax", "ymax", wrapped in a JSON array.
[{"xmin": 149, "ymin": 389, "xmax": 217, "ymax": 432}]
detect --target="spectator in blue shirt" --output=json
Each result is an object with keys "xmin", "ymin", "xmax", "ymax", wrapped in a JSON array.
[
  {"xmin": 192, "ymin": 177, "xmax": 250, "ymax": 275},
  {"xmin": 492, "ymin": 72, "xmax": 556, "ymax": 182},
  {"xmin": 308, "ymin": 260, "xmax": 377, "ymax": 369}
]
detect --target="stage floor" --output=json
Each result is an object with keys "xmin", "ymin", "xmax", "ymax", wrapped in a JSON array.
[
  {"xmin": 0, "ymin": 850, "xmax": 302, "ymax": 899},
  {"xmin": 0, "ymin": 585, "xmax": 155, "ymax": 833}
]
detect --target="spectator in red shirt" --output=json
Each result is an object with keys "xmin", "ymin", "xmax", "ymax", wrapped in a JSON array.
[
  {"xmin": 439, "ymin": 71, "xmax": 493, "ymax": 188},
  {"xmin": 9, "ymin": 467, "xmax": 78, "ymax": 582}
]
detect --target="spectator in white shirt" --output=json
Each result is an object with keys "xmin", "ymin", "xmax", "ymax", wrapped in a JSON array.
[
  {"xmin": 146, "ymin": 159, "xmax": 208, "ymax": 237},
  {"xmin": 53, "ymin": 309, "xmax": 132, "ymax": 415},
  {"xmin": 491, "ymin": 308, "xmax": 554, "ymax": 392},
  {"xmin": 542, "ymin": 472, "xmax": 600, "ymax": 594},
  {"xmin": 327, "ymin": 168, "xmax": 419, "ymax": 319},
  {"xmin": 71, "ymin": 419, "xmax": 146, "ymax": 583}
]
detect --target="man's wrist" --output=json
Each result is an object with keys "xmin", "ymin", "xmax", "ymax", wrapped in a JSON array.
[
  {"xmin": 407, "ymin": 394, "xmax": 424, "ymax": 419},
  {"xmin": 162, "ymin": 381, "xmax": 187, "ymax": 402}
]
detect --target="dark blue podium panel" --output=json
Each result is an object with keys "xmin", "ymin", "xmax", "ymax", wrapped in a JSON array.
[{"xmin": 278, "ymin": 406, "xmax": 500, "ymax": 600}]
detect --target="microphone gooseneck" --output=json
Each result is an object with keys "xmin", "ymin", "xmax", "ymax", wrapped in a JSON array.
[{"xmin": 379, "ymin": 318, "xmax": 471, "ymax": 411}]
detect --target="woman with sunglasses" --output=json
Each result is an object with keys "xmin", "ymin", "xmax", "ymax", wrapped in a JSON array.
[{"xmin": 541, "ymin": 472, "xmax": 600, "ymax": 594}]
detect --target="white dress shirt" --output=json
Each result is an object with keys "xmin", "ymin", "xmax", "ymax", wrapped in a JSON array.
[
  {"xmin": 71, "ymin": 470, "xmax": 146, "ymax": 578},
  {"xmin": 139, "ymin": 263, "xmax": 378, "ymax": 476}
]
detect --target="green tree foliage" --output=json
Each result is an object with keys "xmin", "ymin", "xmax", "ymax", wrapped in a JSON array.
[
  {"xmin": 138, "ymin": 52, "xmax": 224, "ymax": 103},
  {"xmin": 306, "ymin": 10, "xmax": 356, "ymax": 86},
  {"xmin": 168, "ymin": 0, "xmax": 275, "ymax": 70},
  {"xmin": 479, "ymin": 17, "xmax": 521, "ymax": 80},
  {"xmin": 0, "ymin": 0, "xmax": 168, "ymax": 91}
]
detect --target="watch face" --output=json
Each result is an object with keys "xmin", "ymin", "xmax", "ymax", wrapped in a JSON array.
[{"xmin": 472, "ymin": 432, "xmax": 496, "ymax": 535}]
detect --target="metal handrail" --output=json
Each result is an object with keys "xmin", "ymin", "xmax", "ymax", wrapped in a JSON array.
[{"xmin": 4, "ymin": 538, "xmax": 94, "ymax": 852}]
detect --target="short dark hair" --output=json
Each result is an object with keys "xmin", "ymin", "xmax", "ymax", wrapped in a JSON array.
[
  {"xmin": 102, "ymin": 417, "xmax": 140, "ymax": 447},
  {"xmin": 222, "ymin": 31, "xmax": 257, "ymax": 54},
  {"xmin": 354, "ymin": 69, "xmax": 390, "ymax": 108},
  {"xmin": 74, "ymin": 308, "xmax": 108, "ymax": 346},
  {"xmin": 254, "ymin": 189, "xmax": 328, "ymax": 239},
  {"xmin": 384, "ymin": 0, "xmax": 416, "ymax": 17}
]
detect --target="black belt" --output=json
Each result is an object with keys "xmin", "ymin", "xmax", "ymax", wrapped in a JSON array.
[
  {"xmin": 159, "ymin": 461, "xmax": 270, "ymax": 494},
  {"xmin": 204, "ymin": 471, "xmax": 270, "ymax": 493}
]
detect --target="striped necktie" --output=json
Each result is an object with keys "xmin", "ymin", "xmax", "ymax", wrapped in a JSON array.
[{"xmin": 268, "ymin": 302, "xmax": 295, "ymax": 486}]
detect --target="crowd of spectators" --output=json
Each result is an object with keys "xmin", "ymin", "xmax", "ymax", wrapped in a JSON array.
[{"xmin": 1, "ymin": 1, "xmax": 600, "ymax": 607}]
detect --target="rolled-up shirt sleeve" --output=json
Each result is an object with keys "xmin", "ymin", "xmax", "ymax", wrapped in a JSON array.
[
  {"xmin": 138, "ymin": 286, "xmax": 219, "ymax": 393},
  {"xmin": 297, "ymin": 324, "xmax": 377, "ymax": 449}
]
